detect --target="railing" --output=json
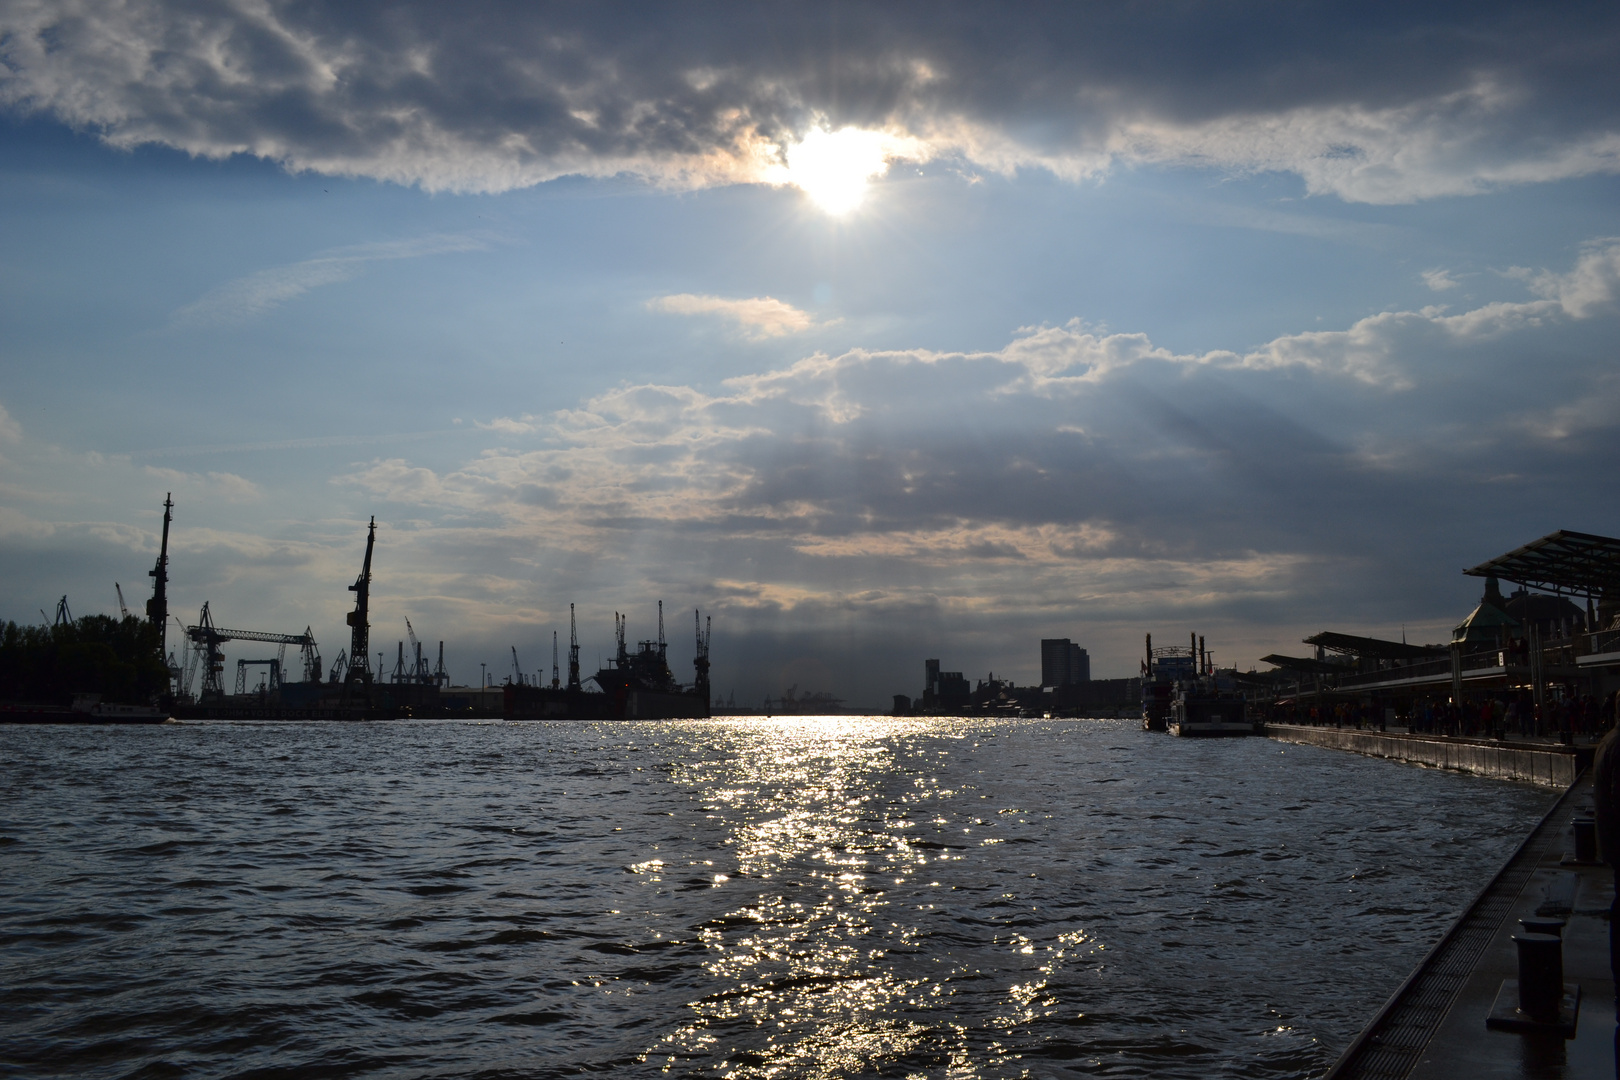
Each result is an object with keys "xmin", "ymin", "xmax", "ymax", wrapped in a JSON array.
[
  {"xmin": 1586, "ymin": 627, "xmax": 1620, "ymax": 657},
  {"xmin": 1314, "ymin": 649, "xmax": 1515, "ymax": 691}
]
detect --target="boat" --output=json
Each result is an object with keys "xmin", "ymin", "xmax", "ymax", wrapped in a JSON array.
[
  {"xmin": 0, "ymin": 695, "xmax": 170, "ymax": 725},
  {"xmin": 1141, "ymin": 632, "xmax": 1195, "ymax": 731},
  {"xmin": 1143, "ymin": 631, "xmax": 1254, "ymax": 736},
  {"xmin": 1168, "ymin": 679, "xmax": 1252, "ymax": 736}
]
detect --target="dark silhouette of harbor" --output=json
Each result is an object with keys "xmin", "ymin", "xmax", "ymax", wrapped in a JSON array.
[{"xmin": 0, "ymin": 497, "xmax": 713, "ymax": 722}]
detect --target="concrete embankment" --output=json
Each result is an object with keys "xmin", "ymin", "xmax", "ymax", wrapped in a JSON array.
[
  {"xmin": 1325, "ymin": 775, "xmax": 1615, "ymax": 1079},
  {"xmin": 1263, "ymin": 723, "xmax": 1591, "ymax": 789}
]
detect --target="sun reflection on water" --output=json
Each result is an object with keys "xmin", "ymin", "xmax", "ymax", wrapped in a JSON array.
[{"xmin": 634, "ymin": 717, "xmax": 1091, "ymax": 1077}]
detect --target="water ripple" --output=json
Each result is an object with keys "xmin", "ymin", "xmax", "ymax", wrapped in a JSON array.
[{"xmin": 0, "ymin": 717, "xmax": 1547, "ymax": 1078}]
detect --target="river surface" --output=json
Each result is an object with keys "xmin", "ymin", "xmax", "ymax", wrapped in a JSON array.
[{"xmin": 1, "ymin": 717, "xmax": 1551, "ymax": 1079}]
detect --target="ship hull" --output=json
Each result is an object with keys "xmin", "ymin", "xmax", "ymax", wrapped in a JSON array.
[
  {"xmin": 0, "ymin": 705, "xmax": 170, "ymax": 725},
  {"xmin": 1169, "ymin": 694, "xmax": 1252, "ymax": 737}
]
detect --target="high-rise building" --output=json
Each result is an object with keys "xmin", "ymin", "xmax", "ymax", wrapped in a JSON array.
[
  {"xmin": 1069, "ymin": 644, "xmax": 1090, "ymax": 683},
  {"xmin": 1041, "ymin": 639, "xmax": 1071, "ymax": 688},
  {"xmin": 1042, "ymin": 638, "xmax": 1091, "ymax": 686}
]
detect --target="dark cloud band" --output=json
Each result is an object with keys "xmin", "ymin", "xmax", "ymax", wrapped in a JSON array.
[{"xmin": 2, "ymin": 1, "xmax": 1617, "ymax": 200}]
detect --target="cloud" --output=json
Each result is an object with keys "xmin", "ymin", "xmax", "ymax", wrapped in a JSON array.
[
  {"xmin": 1422, "ymin": 268, "xmax": 1460, "ymax": 291},
  {"xmin": 337, "ymin": 241, "xmax": 1620, "ymax": 641},
  {"xmin": 173, "ymin": 233, "xmax": 488, "ymax": 324},
  {"xmin": 650, "ymin": 293, "xmax": 816, "ymax": 339},
  {"xmin": 0, "ymin": 401, "xmax": 21, "ymax": 443},
  {"xmin": 2, "ymin": 4, "xmax": 1618, "ymax": 203},
  {"xmin": 1519, "ymin": 237, "xmax": 1620, "ymax": 318},
  {"xmin": 140, "ymin": 466, "xmax": 263, "ymax": 503}
]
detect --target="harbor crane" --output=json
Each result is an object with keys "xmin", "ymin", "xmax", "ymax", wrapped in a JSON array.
[
  {"xmin": 695, "ymin": 610, "xmax": 711, "ymax": 703},
  {"xmin": 235, "ymin": 658, "xmax": 281, "ymax": 695},
  {"xmin": 147, "ymin": 494, "xmax": 172, "ymax": 660},
  {"xmin": 552, "ymin": 631, "xmax": 560, "ymax": 689},
  {"xmin": 343, "ymin": 517, "xmax": 376, "ymax": 693},
  {"xmin": 657, "ymin": 600, "xmax": 666, "ymax": 663},
  {"xmin": 115, "ymin": 583, "xmax": 130, "ymax": 619},
  {"xmin": 405, "ymin": 618, "xmax": 435, "ymax": 683},
  {"xmin": 181, "ymin": 601, "xmax": 321, "ymax": 699},
  {"xmin": 567, "ymin": 603, "xmax": 581, "ymax": 692},
  {"xmin": 511, "ymin": 646, "xmax": 525, "ymax": 685}
]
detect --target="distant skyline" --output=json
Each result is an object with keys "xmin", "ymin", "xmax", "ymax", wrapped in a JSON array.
[{"xmin": 2, "ymin": 3, "xmax": 1618, "ymax": 706}]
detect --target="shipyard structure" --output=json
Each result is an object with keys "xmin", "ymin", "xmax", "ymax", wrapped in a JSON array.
[{"xmin": 0, "ymin": 497, "xmax": 712, "ymax": 723}]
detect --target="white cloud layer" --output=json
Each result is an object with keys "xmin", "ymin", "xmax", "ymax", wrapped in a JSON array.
[
  {"xmin": 2, "ymin": 4, "xmax": 1617, "ymax": 203},
  {"xmin": 649, "ymin": 294, "xmax": 815, "ymax": 339},
  {"xmin": 174, "ymin": 233, "xmax": 489, "ymax": 324}
]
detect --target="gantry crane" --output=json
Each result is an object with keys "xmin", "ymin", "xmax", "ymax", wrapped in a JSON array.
[{"xmin": 181, "ymin": 602, "xmax": 321, "ymax": 700}]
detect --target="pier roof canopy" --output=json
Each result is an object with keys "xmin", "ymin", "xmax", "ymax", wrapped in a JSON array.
[
  {"xmin": 1260, "ymin": 653, "xmax": 1341, "ymax": 674},
  {"xmin": 1302, "ymin": 631, "xmax": 1443, "ymax": 660},
  {"xmin": 1464, "ymin": 529, "xmax": 1620, "ymax": 595}
]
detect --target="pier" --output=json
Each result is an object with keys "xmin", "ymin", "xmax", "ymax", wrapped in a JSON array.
[
  {"xmin": 1264, "ymin": 724, "xmax": 1592, "ymax": 789},
  {"xmin": 1325, "ymin": 773, "xmax": 1615, "ymax": 1079}
]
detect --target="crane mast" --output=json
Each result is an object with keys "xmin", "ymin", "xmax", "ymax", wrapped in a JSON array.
[
  {"xmin": 567, "ymin": 603, "xmax": 581, "ymax": 692},
  {"xmin": 344, "ymin": 517, "xmax": 376, "ymax": 688},
  {"xmin": 146, "ymin": 493, "xmax": 172, "ymax": 661},
  {"xmin": 694, "ymin": 609, "xmax": 711, "ymax": 707}
]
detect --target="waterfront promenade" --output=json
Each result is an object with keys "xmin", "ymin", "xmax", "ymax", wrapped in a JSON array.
[
  {"xmin": 1264, "ymin": 723, "xmax": 1592, "ymax": 788},
  {"xmin": 1272, "ymin": 727, "xmax": 1615, "ymax": 1078}
]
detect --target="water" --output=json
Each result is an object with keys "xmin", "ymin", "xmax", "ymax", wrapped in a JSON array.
[{"xmin": 0, "ymin": 717, "xmax": 1550, "ymax": 1079}]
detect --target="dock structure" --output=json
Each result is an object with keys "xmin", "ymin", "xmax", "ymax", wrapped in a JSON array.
[
  {"xmin": 1257, "ymin": 530, "xmax": 1620, "ymax": 736},
  {"xmin": 1264, "ymin": 724, "xmax": 1590, "ymax": 789},
  {"xmin": 1324, "ymin": 773, "xmax": 1614, "ymax": 1079}
]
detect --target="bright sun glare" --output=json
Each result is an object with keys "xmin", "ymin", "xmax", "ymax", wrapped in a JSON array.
[{"xmin": 783, "ymin": 127, "xmax": 894, "ymax": 215}]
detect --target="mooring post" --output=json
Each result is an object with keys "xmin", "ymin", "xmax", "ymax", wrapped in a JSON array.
[
  {"xmin": 1513, "ymin": 933, "xmax": 1563, "ymax": 1021},
  {"xmin": 1572, "ymin": 817, "xmax": 1598, "ymax": 862}
]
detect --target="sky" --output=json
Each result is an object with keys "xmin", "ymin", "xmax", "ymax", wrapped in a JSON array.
[{"xmin": 1, "ymin": 1, "xmax": 1619, "ymax": 707}]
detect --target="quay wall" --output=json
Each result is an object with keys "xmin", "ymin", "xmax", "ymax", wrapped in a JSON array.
[{"xmin": 1262, "ymin": 724, "xmax": 1589, "ymax": 788}]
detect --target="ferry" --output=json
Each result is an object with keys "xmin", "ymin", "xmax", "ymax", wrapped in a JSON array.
[{"xmin": 1168, "ymin": 679, "xmax": 1252, "ymax": 736}]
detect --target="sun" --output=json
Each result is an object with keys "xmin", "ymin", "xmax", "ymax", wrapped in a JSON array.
[{"xmin": 782, "ymin": 127, "xmax": 895, "ymax": 215}]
